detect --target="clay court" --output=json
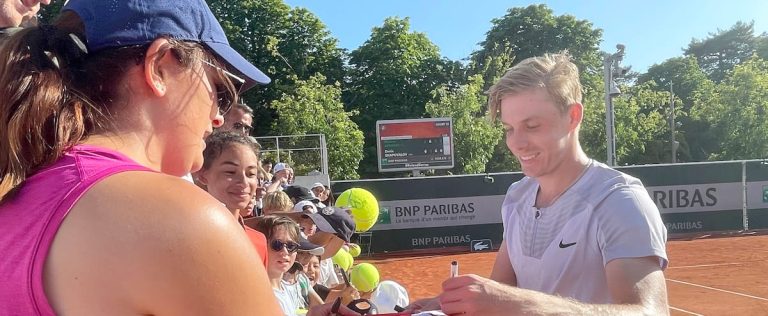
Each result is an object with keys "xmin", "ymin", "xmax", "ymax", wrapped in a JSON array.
[{"xmin": 363, "ymin": 233, "xmax": 768, "ymax": 315}]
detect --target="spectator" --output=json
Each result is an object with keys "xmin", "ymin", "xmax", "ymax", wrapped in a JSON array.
[
  {"xmin": 267, "ymin": 162, "xmax": 295, "ymax": 192},
  {"xmin": 197, "ymin": 132, "xmax": 269, "ymax": 267},
  {"xmin": 218, "ymin": 102, "xmax": 254, "ymax": 136},
  {"xmin": 0, "ymin": 0, "xmax": 284, "ymax": 314},
  {"xmin": 250, "ymin": 216, "xmax": 308, "ymax": 316},
  {"xmin": 284, "ymin": 185, "xmax": 320, "ymax": 205},
  {"xmin": 283, "ymin": 243, "xmax": 326, "ymax": 310},
  {"xmin": 262, "ymin": 191, "xmax": 294, "ymax": 215},
  {"xmin": 322, "ymin": 185, "xmax": 335, "ymax": 207},
  {"xmin": 263, "ymin": 158, "xmax": 275, "ymax": 177},
  {"xmin": 198, "ymin": 132, "xmax": 261, "ymax": 218},
  {"xmin": 310, "ymin": 183, "xmax": 329, "ymax": 207}
]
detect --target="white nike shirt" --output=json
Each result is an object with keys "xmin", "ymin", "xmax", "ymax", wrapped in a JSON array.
[{"xmin": 501, "ymin": 161, "xmax": 668, "ymax": 304}]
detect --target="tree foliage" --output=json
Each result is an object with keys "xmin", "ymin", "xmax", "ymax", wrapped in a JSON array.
[
  {"xmin": 345, "ymin": 17, "xmax": 462, "ymax": 177},
  {"xmin": 470, "ymin": 4, "xmax": 603, "ymax": 85},
  {"xmin": 271, "ymin": 75, "xmax": 364, "ymax": 180},
  {"xmin": 425, "ymin": 75, "xmax": 502, "ymax": 174},
  {"xmin": 685, "ymin": 21, "xmax": 764, "ymax": 83},
  {"xmin": 636, "ymin": 56, "xmax": 717, "ymax": 161},
  {"xmin": 697, "ymin": 57, "xmax": 768, "ymax": 160},
  {"xmin": 209, "ymin": 0, "xmax": 345, "ymax": 136},
  {"xmin": 612, "ymin": 82, "xmax": 681, "ymax": 164}
]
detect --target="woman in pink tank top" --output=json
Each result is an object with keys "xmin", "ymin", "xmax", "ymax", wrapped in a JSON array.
[{"xmin": 0, "ymin": 1, "xmax": 296, "ymax": 315}]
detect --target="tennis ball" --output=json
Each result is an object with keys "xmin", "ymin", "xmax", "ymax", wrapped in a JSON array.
[
  {"xmin": 331, "ymin": 249, "xmax": 354, "ymax": 271},
  {"xmin": 348, "ymin": 243, "xmax": 362, "ymax": 257},
  {"xmin": 336, "ymin": 188, "xmax": 379, "ymax": 232},
  {"xmin": 349, "ymin": 263, "xmax": 380, "ymax": 293}
]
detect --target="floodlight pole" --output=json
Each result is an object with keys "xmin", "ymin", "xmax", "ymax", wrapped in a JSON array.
[
  {"xmin": 670, "ymin": 82, "xmax": 677, "ymax": 163},
  {"xmin": 603, "ymin": 44, "xmax": 626, "ymax": 166}
]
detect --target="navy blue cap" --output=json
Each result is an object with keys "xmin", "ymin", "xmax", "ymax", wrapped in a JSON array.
[{"xmin": 62, "ymin": 0, "xmax": 270, "ymax": 91}]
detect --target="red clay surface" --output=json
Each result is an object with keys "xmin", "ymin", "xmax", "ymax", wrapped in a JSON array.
[{"xmin": 362, "ymin": 234, "xmax": 768, "ymax": 315}]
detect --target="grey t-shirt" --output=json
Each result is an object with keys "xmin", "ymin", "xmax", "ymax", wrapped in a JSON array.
[{"xmin": 501, "ymin": 161, "xmax": 668, "ymax": 304}]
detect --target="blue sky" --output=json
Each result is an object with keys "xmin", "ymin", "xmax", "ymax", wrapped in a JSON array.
[{"xmin": 283, "ymin": 0, "xmax": 768, "ymax": 72}]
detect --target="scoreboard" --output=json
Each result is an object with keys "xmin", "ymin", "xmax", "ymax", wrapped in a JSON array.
[{"xmin": 376, "ymin": 118, "xmax": 454, "ymax": 172}]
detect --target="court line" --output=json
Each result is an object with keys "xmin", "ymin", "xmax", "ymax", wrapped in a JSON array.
[
  {"xmin": 669, "ymin": 306, "xmax": 704, "ymax": 316},
  {"xmin": 668, "ymin": 262, "xmax": 747, "ymax": 269},
  {"xmin": 667, "ymin": 278, "xmax": 768, "ymax": 302}
]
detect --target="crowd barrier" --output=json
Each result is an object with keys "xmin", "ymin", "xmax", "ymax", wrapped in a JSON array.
[{"xmin": 332, "ymin": 160, "xmax": 768, "ymax": 255}]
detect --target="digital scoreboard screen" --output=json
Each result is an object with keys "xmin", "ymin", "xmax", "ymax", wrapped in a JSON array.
[{"xmin": 376, "ymin": 118, "xmax": 454, "ymax": 172}]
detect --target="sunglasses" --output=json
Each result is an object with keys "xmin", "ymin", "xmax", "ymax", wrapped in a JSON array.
[
  {"xmin": 202, "ymin": 59, "xmax": 245, "ymax": 115},
  {"xmin": 269, "ymin": 239, "xmax": 300, "ymax": 253},
  {"xmin": 233, "ymin": 122, "xmax": 253, "ymax": 135}
]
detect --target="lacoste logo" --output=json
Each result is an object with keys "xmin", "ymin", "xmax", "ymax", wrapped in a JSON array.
[
  {"xmin": 473, "ymin": 242, "xmax": 490, "ymax": 251},
  {"xmin": 559, "ymin": 240, "xmax": 577, "ymax": 249},
  {"xmin": 470, "ymin": 239, "xmax": 493, "ymax": 252}
]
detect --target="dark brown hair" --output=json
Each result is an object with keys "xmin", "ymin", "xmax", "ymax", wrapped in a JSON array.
[
  {"xmin": 0, "ymin": 12, "xmax": 238, "ymax": 199},
  {"xmin": 201, "ymin": 131, "xmax": 261, "ymax": 171}
]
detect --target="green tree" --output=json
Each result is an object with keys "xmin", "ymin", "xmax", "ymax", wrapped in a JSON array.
[
  {"xmin": 637, "ymin": 56, "xmax": 718, "ymax": 161},
  {"xmin": 470, "ymin": 4, "xmax": 603, "ymax": 87},
  {"xmin": 271, "ymin": 74, "xmax": 364, "ymax": 180},
  {"xmin": 425, "ymin": 75, "xmax": 502, "ymax": 174},
  {"xmin": 345, "ymin": 17, "xmax": 460, "ymax": 177},
  {"xmin": 209, "ymin": 0, "xmax": 345, "ymax": 136},
  {"xmin": 685, "ymin": 21, "xmax": 762, "ymax": 83},
  {"xmin": 612, "ymin": 82, "xmax": 681, "ymax": 164},
  {"xmin": 698, "ymin": 57, "xmax": 768, "ymax": 160}
]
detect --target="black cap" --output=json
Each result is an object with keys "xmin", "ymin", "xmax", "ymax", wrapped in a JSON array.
[
  {"xmin": 298, "ymin": 235, "xmax": 324, "ymax": 255},
  {"xmin": 284, "ymin": 185, "xmax": 320, "ymax": 203},
  {"xmin": 304, "ymin": 206, "xmax": 356, "ymax": 243}
]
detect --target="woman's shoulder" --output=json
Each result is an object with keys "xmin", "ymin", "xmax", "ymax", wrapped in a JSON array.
[{"xmin": 46, "ymin": 170, "xmax": 276, "ymax": 314}]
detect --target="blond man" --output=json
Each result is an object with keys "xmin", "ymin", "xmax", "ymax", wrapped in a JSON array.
[{"xmin": 409, "ymin": 53, "xmax": 669, "ymax": 315}]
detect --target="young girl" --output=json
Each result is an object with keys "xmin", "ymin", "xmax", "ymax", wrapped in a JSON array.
[
  {"xmin": 197, "ymin": 131, "xmax": 268, "ymax": 266},
  {"xmin": 251, "ymin": 216, "xmax": 305, "ymax": 316}
]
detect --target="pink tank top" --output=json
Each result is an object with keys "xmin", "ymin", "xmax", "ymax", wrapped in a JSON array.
[{"xmin": 0, "ymin": 145, "xmax": 152, "ymax": 315}]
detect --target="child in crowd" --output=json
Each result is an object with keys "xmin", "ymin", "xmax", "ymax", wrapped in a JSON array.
[
  {"xmin": 250, "ymin": 216, "xmax": 306, "ymax": 316},
  {"xmin": 197, "ymin": 132, "xmax": 268, "ymax": 267},
  {"xmin": 283, "ymin": 245, "xmax": 326, "ymax": 311},
  {"xmin": 263, "ymin": 191, "xmax": 294, "ymax": 215}
]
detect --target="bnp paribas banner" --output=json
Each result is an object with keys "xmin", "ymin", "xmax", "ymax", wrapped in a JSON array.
[
  {"xmin": 745, "ymin": 161, "xmax": 768, "ymax": 229},
  {"xmin": 620, "ymin": 162, "xmax": 744, "ymax": 234},
  {"xmin": 333, "ymin": 161, "xmax": 754, "ymax": 253}
]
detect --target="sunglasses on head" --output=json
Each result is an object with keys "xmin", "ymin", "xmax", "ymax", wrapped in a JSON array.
[{"xmin": 270, "ymin": 239, "xmax": 299, "ymax": 253}]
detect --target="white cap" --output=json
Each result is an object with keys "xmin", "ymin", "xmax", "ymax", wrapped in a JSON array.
[
  {"xmin": 370, "ymin": 280, "xmax": 409, "ymax": 313},
  {"xmin": 293, "ymin": 200, "xmax": 318, "ymax": 214},
  {"xmin": 311, "ymin": 182, "xmax": 325, "ymax": 190},
  {"xmin": 273, "ymin": 163, "xmax": 288, "ymax": 174}
]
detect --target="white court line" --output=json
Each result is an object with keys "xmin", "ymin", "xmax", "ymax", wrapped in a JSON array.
[
  {"xmin": 667, "ymin": 278, "xmax": 768, "ymax": 302},
  {"xmin": 669, "ymin": 306, "xmax": 704, "ymax": 316},
  {"xmin": 668, "ymin": 262, "xmax": 746, "ymax": 269}
]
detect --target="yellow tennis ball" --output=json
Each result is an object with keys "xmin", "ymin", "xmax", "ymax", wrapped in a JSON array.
[
  {"xmin": 348, "ymin": 243, "xmax": 361, "ymax": 257},
  {"xmin": 336, "ymin": 188, "xmax": 379, "ymax": 232},
  {"xmin": 349, "ymin": 263, "xmax": 380, "ymax": 293},
  {"xmin": 331, "ymin": 249, "xmax": 353, "ymax": 271}
]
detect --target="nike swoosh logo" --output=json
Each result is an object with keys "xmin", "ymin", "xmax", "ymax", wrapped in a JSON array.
[{"xmin": 559, "ymin": 240, "xmax": 577, "ymax": 248}]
